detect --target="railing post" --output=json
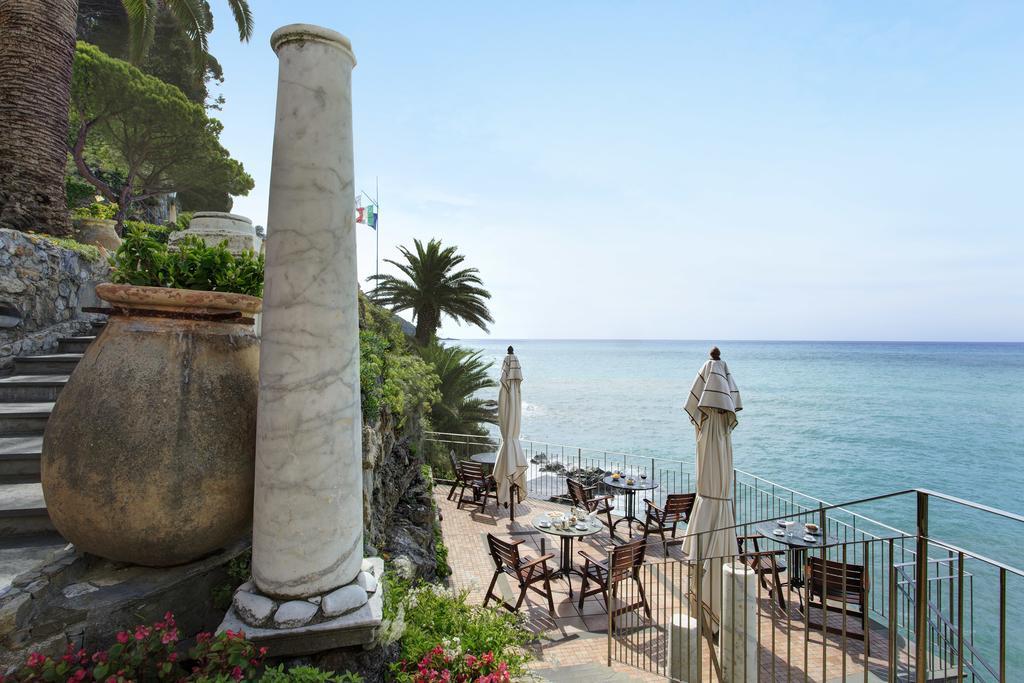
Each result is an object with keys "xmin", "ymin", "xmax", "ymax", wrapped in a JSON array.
[
  {"xmin": 915, "ymin": 491, "xmax": 929, "ymax": 683},
  {"xmin": 578, "ymin": 447, "xmax": 582, "ymax": 471}
]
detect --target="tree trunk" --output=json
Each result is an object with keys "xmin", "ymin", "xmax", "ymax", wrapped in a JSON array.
[
  {"xmin": 414, "ymin": 309, "xmax": 438, "ymax": 346},
  {"xmin": 0, "ymin": 0, "xmax": 78, "ymax": 235}
]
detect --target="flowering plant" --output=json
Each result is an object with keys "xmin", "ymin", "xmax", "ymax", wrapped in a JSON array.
[
  {"xmin": 399, "ymin": 644, "xmax": 511, "ymax": 683},
  {"xmin": 0, "ymin": 613, "xmax": 266, "ymax": 682}
]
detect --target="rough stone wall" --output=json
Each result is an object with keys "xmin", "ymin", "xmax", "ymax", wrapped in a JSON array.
[
  {"xmin": 0, "ymin": 228, "xmax": 109, "ymax": 370},
  {"xmin": 362, "ymin": 412, "xmax": 438, "ymax": 581}
]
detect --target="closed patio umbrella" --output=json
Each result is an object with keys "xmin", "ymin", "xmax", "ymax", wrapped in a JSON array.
[
  {"xmin": 494, "ymin": 346, "xmax": 527, "ymax": 520},
  {"xmin": 682, "ymin": 346, "xmax": 742, "ymax": 623}
]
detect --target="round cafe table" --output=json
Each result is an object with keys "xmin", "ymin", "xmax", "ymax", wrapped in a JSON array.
[
  {"xmin": 532, "ymin": 514, "xmax": 603, "ymax": 597},
  {"xmin": 755, "ymin": 520, "xmax": 838, "ymax": 608},
  {"xmin": 470, "ymin": 451, "xmax": 497, "ymax": 469},
  {"xmin": 602, "ymin": 475, "xmax": 659, "ymax": 538}
]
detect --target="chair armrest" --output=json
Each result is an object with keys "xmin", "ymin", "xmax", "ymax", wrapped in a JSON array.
[
  {"xmin": 577, "ymin": 550, "xmax": 607, "ymax": 566},
  {"xmin": 638, "ymin": 497, "xmax": 663, "ymax": 511},
  {"xmin": 519, "ymin": 553, "xmax": 555, "ymax": 570},
  {"xmin": 590, "ymin": 494, "xmax": 614, "ymax": 504}
]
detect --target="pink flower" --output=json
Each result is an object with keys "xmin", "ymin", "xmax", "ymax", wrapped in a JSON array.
[
  {"xmin": 26, "ymin": 653, "xmax": 46, "ymax": 668},
  {"xmin": 160, "ymin": 628, "xmax": 178, "ymax": 644},
  {"xmin": 259, "ymin": 646, "xmax": 268, "ymax": 656},
  {"xmin": 70, "ymin": 669, "xmax": 88, "ymax": 681},
  {"xmin": 231, "ymin": 665, "xmax": 244, "ymax": 681},
  {"xmin": 116, "ymin": 631, "xmax": 130, "ymax": 644},
  {"xmin": 92, "ymin": 650, "xmax": 108, "ymax": 663},
  {"xmin": 167, "ymin": 652, "xmax": 178, "ymax": 662}
]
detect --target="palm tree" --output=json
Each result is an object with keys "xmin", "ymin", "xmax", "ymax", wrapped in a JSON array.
[
  {"xmin": 419, "ymin": 343, "xmax": 498, "ymax": 436},
  {"xmin": 119, "ymin": 0, "xmax": 253, "ymax": 64},
  {"xmin": 0, "ymin": 0, "xmax": 252, "ymax": 234},
  {"xmin": 0, "ymin": 0, "xmax": 78, "ymax": 234},
  {"xmin": 370, "ymin": 238, "xmax": 494, "ymax": 346}
]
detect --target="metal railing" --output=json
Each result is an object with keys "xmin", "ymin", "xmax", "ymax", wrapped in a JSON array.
[
  {"xmin": 424, "ymin": 431, "xmax": 1022, "ymax": 681},
  {"xmin": 606, "ymin": 489, "xmax": 1022, "ymax": 682}
]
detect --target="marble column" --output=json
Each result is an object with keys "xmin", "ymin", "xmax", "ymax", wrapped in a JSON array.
[{"xmin": 253, "ymin": 24, "xmax": 362, "ymax": 599}]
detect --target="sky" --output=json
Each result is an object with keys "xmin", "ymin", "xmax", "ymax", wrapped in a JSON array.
[{"xmin": 207, "ymin": 2, "xmax": 1023, "ymax": 342}]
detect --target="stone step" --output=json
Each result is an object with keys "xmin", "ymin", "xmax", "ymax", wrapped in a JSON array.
[
  {"xmin": 0, "ymin": 374, "xmax": 69, "ymax": 402},
  {"xmin": 0, "ymin": 436, "xmax": 43, "ymax": 484},
  {"xmin": 0, "ymin": 402, "xmax": 52, "ymax": 436},
  {"xmin": 0, "ymin": 482, "xmax": 55, "ymax": 537},
  {"xmin": 0, "ymin": 531, "xmax": 68, "ymax": 589},
  {"xmin": 13, "ymin": 353, "xmax": 83, "ymax": 375},
  {"xmin": 57, "ymin": 336, "xmax": 96, "ymax": 353}
]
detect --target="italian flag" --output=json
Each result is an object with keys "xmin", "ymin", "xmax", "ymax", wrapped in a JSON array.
[{"xmin": 356, "ymin": 203, "xmax": 378, "ymax": 230}]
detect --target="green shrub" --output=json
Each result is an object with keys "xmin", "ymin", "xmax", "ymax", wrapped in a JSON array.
[
  {"xmin": 175, "ymin": 211, "xmax": 194, "ymax": 231},
  {"xmin": 259, "ymin": 665, "xmax": 363, "ymax": 682},
  {"xmin": 420, "ymin": 466, "xmax": 451, "ymax": 579},
  {"xmin": 381, "ymin": 577, "xmax": 530, "ymax": 680},
  {"xmin": 71, "ymin": 201, "xmax": 118, "ymax": 220},
  {"xmin": 124, "ymin": 219, "xmax": 173, "ymax": 244},
  {"xmin": 26, "ymin": 233, "xmax": 101, "ymax": 262},
  {"xmin": 66, "ymin": 175, "xmax": 96, "ymax": 209},
  {"xmin": 212, "ymin": 549, "xmax": 252, "ymax": 610},
  {"xmin": 110, "ymin": 226, "xmax": 264, "ymax": 297},
  {"xmin": 359, "ymin": 329, "xmax": 440, "ymax": 427}
]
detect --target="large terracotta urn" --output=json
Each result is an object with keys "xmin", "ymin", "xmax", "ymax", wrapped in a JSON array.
[{"xmin": 41, "ymin": 283, "xmax": 261, "ymax": 566}]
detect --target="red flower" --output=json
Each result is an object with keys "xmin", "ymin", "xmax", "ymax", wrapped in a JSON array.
[
  {"xmin": 231, "ymin": 665, "xmax": 244, "ymax": 681},
  {"xmin": 116, "ymin": 631, "xmax": 130, "ymax": 644},
  {"xmin": 26, "ymin": 653, "xmax": 46, "ymax": 668},
  {"xmin": 259, "ymin": 646, "xmax": 268, "ymax": 656},
  {"xmin": 70, "ymin": 669, "xmax": 88, "ymax": 681},
  {"xmin": 92, "ymin": 650, "xmax": 108, "ymax": 664}
]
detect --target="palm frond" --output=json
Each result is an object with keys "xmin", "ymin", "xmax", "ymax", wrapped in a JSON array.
[{"xmin": 227, "ymin": 0, "xmax": 254, "ymax": 41}]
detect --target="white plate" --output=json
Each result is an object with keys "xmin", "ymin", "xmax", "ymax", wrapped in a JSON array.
[
  {"xmin": 537, "ymin": 521, "xmax": 551, "ymax": 528},
  {"xmin": 778, "ymin": 520, "xmax": 794, "ymax": 527},
  {"xmin": 575, "ymin": 524, "xmax": 589, "ymax": 531},
  {"xmin": 772, "ymin": 529, "xmax": 785, "ymax": 536},
  {"xmin": 803, "ymin": 535, "xmax": 817, "ymax": 542}
]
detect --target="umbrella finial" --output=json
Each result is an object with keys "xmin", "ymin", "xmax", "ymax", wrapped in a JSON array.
[
  {"xmin": 710, "ymin": 346, "xmax": 721, "ymax": 360},
  {"xmin": 507, "ymin": 345, "xmax": 514, "ymax": 355}
]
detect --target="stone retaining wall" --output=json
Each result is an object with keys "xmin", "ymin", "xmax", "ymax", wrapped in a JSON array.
[{"xmin": 0, "ymin": 229, "xmax": 110, "ymax": 370}]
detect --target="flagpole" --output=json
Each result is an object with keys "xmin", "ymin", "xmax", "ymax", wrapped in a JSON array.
[{"xmin": 375, "ymin": 176, "xmax": 379, "ymax": 284}]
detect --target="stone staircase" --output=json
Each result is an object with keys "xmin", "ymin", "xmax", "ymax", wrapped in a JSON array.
[{"xmin": 0, "ymin": 320, "xmax": 104, "ymax": 585}]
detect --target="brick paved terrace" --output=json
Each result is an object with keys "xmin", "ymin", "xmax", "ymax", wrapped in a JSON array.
[{"xmin": 434, "ymin": 487, "xmax": 905, "ymax": 682}]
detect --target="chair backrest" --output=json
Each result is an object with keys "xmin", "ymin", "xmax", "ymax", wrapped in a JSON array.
[
  {"xmin": 805, "ymin": 558, "xmax": 867, "ymax": 603},
  {"xmin": 448, "ymin": 450, "xmax": 462, "ymax": 480},
  {"xmin": 663, "ymin": 493, "xmax": 697, "ymax": 522},
  {"xmin": 460, "ymin": 460, "xmax": 486, "ymax": 482},
  {"xmin": 486, "ymin": 533, "xmax": 522, "ymax": 573},
  {"xmin": 567, "ymin": 478, "xmax": 589, "ymax": 506},
  {"xmin": 609, "ymin": 538, "xmax": 647, "ymax": 582}
]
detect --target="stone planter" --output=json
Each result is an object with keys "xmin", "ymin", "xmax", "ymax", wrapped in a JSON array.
[
  {"xmin": 169, "ymin": 211, "xmax": 260, "ymax": 256},
  {"xmin": 41, "ymin": 283, "xmax": 262, "ymax": 567},
  {"xmin": 74, "ymin": 218, "xmax": 121, "ymax": 251}
]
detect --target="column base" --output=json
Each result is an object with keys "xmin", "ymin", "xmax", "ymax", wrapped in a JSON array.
[{"xmin": 217, "ymin": 557, "xmax": 384, "ymax": 656}]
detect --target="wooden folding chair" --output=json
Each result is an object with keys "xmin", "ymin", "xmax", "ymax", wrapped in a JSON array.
[
  {"xmin": 447, "ymin": 450, "xmax": 467, "ymax": 501},
  {"xmin": 455, "ymin": 460, "xmax": 497, "ymax": 513},
  {"xmin": 482, "ymin": 534, "xmax": 556, "ymax": 616},
  {"xmin": 567, "ymin": 478, "xmax": 615, "ymax": 534},
  {"xmin": 641, "ymin": 493, "xmax": 696, "ymax": 552},
  {"xmin": 736, "ymin": 535, "xmax": 788, "ymax": 609},
  {"xmin": 577, "ymin": 538, "xmax": 651, "ymax": 629},
  {"xmin": 805, "ymin": 557, "xmax": 870, "ymax": 647}
]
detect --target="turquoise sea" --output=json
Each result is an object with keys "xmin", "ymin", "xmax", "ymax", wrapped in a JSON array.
[{"xmin": 462, "ymin": 339, "xmax": 1024, "ymax": 673}]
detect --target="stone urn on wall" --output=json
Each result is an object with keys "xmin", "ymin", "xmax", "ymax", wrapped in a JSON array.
[
  {"xmin": 41, "ymin": 283, "xmax": 261, "ymax": 567},
  {"xmin": 73, "ymin": 218, "xmax": 122, "ymax": 252}
]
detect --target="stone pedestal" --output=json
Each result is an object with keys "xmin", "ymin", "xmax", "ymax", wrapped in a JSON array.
[
  {"xmin": 721, "ymin": 562, "xmax": 757, "ymax": 683},
  {"xmin": 218, "ymin": 22, "xmax": 379, "ymax": 653},
  {"xmin": 169, "ymin": 212, "xmax": 260, "ymax": 255},
  {"xmin": 667, "ymin": 613, "xmax": 700, "ymax": 682}
]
